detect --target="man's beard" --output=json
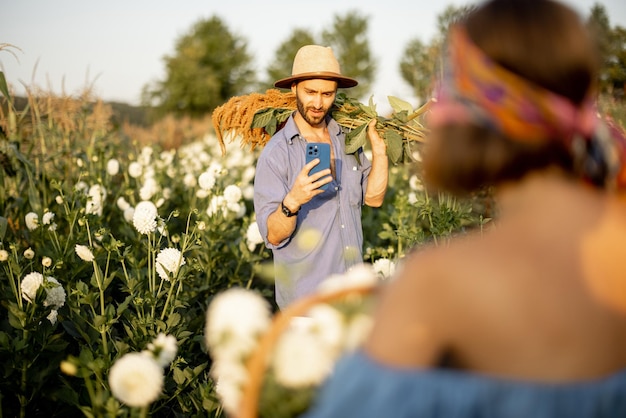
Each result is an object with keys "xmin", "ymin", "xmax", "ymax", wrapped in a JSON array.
[{"xmin": 296, "ymin": 97, "xmax": 331, "ymax": 127}]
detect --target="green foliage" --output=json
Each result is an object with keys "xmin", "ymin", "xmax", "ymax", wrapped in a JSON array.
[
  {"xmin": 0, "ymin": 91, "xmax": 272, "ymax": 417},
  {"xmin": 0, "ymin": 83, "xmax": 488, "ymax": 416},
  {"xmin": 142, "ymin": 15, "xmax": 256, "ymax": 118},
  {"xmin": 321, "ymin": 11, "xmax": 376, "ymax": 99},
  {"xmin": 599, "ymin": 94, "xmax": 626, "ymax": 129},
  {"xmin": 399, "ymin": 4, "xmax": 475, "ymax": 103},
  {"xmin": 0, "ymin": 44, "xmax": 21, "ymax": 105},
  {"xmin": 249, "ymin": 92, "xmax": 429, "ymax": 165},
  {"xmin": 362, "ymin": 165, "xmax": 492, "ymax": 262},
  {"xmin": 333, "ymin": 93, "xmax": 430, "ymax": 164},
  {"xmin": 264, "ymin": 29, "xmax": 316, "ymax": 90},
  {"xmin": 399, "ymin": 38, "xmax": 441, "ymax": 104},
  {"xmin": 435, "ymin": 4, "xmax": 476, "ymax": 37},
  {"xmin": 400, "ymin": 2, "xmax": 626, "ymax": 105},
  {"xmin": 251, "ymin": 107, "xmax": 293, "ymax": 137},
  {"xmin": 263, "ymin": 11, "xmax": 375, "ymax": 99},
  {"xmin": 587, "ymin": 4, "xmax": 626, "ymax": 98}
]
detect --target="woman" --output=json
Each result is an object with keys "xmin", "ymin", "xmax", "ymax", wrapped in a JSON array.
[{"xmin": 304, "ymin": 0, "xmax": 626, "ymax": 416}]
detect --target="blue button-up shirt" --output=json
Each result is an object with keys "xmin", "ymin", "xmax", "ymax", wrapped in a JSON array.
[{"xmin": 253, "ymin": 113, "xmax": 372, "ymax": 309}]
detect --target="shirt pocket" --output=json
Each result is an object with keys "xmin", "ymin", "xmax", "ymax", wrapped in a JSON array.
[{"xmin": 342, "ymin": 164, "xmax": 364, "ymax": 206}]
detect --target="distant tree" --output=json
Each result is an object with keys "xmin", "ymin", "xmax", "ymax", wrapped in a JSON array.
[
  {"xmin": 609, "ymin": 27, "xmax": 626, "ymax": 98},
  {"xmin": 399, "ymin": 39, "xmax": 440, "ymax": 104},
  {"xmin": 399, "ymin": 4, "xmax": 475, "ymax": 104},
  {"xmin": 321, "ymin": 11, "xmax": 375, "ymax": 99},
  {"xmin": 264, "ymin": 12, "xmax": 374, "ymax": 99},
  {"xmin": 587, "ymin": 3, "xmax": 626, "ymax": 98},
  {"xmin": 435, "ymin": 4, "xmax": 475, "ymax": 38},
  {"xmin": 263, "ymin": 29, "xmax": 316, "ymax": 91},
  {"xmin": 141, "ymin": 16, "xmax": 256, "ymax": 117}
]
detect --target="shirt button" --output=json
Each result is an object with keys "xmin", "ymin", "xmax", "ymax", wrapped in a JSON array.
[
  {"xmin": 334, "ymin": 186, "xmax": 339, "ymax": 191},
  {"xmin": 352, "ymin": 166, "xmax": 357, "ymax": 171},
  {"xmin": 341, "ymin": 224, "xmax": 345, "ymax": 228}
]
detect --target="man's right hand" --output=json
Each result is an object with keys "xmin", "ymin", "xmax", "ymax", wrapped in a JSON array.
[{"xmin": 284, "ymin": 159, "xmax": 332, "ymax": 209}]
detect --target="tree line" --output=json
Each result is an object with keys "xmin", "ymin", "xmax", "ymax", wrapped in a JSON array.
[{"xmin": 140, "ymin": 2, "xmax": 626, "ymax": 119}]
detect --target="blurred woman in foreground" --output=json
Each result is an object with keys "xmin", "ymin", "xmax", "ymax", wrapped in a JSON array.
[{"xmin": 304, "ymin": 0, "xmax": 626, "ymax": 416}]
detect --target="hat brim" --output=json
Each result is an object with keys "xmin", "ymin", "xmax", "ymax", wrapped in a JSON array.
[{"xmin": 274, "ymin": 72, "xmax": 358, "ymax": 89}]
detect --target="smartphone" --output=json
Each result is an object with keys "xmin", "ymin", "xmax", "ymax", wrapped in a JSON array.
[{"xmin": 305, "ymin": 142, "xmax": 331, "ymax": 190}]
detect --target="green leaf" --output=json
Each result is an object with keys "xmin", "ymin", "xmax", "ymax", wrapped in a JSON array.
[
  {"xmin": 167, "ymin": 312, "xmax": 182, "ymax": 328},
  {"xmin": 46, "ymin": 336, "xmax": 69, "ymax": 352},
  {"xmin": 116, "ymin": 295, "xmax": 132, "ymax": 316},
  {"xmin": 90, "ymin": 264, "xmax": 108, "ymax": 291},
  {"xmin": 393, "ymin": 110, "xmax": 409, "ymax": 124},
  {"xmin": 251, "ymin": 108, "xmax": 275, "ymax": 129},
  {"xmin": 173, "ymin": 366, "xmax": 186, "ymax": 385},
  {"xmin": 384, "ymin": 130, "xmax": 404, "ymax": 165},
  {"xmin": 275, "ymin": 108, "xmax": 293, "ymax": 124},
  {"xmin": 252, "ymin": 108, "xmax": 292, "ymax": 136},
  {"xmin": 193, "ymin": 362, "xmax": 208, "ymax": 375},
  {"xmin": 25, "ymin": 167, "xmax": 42, "ymax": 214},
  {"xmin": 155, "ymin": 319, "xmax": 167, "ymax": 331},
  {"xmin": 388, "ymin": 96, "xmax": 414, "ymax": 114},
  {"xmin": 358, "ymin": 97, "xmax": 377, "ymax": 119},
  {"xmin": 0, "ymin": 71, "xmax": 12, "ymax": 102},
  {"xmin": 93, "ymin": 315, "xmax": 106, "ymax": 328},
  {"xmin": 368, "ymin": 95, "xmax": 378, "ymax": 115},
  {"xmin": 0, "ymin": 331, "xmax": 9, "ymax": 349},
  {"xmin": 104, "ymin": 272, "xmax": 116, "ymax": 289},
  {"xmin": 0, "ymin": 216, "xmax": 7, "ymax": 240},
  {"xmin": 265, "ymin": 116, "xmax": 278, "ymax": 136},
  {"xmin": 344, "ymin": 122, "xmax": 369, "ymax": 155},
  {"xmin": 122, "ymin": 323, "xmax": 134, "ymax": 340},
  {"xmin": 403, "ymin": 141, "xmax": 417, "ymax": 163}
]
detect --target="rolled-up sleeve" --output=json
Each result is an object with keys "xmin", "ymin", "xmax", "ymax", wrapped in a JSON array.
[{"xmin": 253, "ymin": 130, "xmax": 298, "ymax": 250}]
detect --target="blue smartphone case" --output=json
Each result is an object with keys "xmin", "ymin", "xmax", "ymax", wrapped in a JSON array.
[{"xmin": 306, "ymin": 142, "xmax": 331, "ymax": 190}]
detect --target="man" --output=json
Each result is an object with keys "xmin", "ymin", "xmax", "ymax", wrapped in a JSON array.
[{"xmin": 254, "ymin": 45, "xmax": 388, "ymax": 309}]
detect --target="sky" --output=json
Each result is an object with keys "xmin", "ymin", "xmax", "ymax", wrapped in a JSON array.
[{"xmin": 2, "ymin": 0, "xmax": 626, "ymax": 114}]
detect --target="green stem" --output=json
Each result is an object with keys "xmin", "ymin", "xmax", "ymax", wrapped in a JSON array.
[
  {"xmin": 424, "ymin": 192, "xmax": 439, "ymax": 246},
  {"xmin": 159, "ymin": 279, "xmax": 175, "ymax": 325},
  {"xmin": 49, "ymin": 229, "xmax": 62, "ymax": 255},
  {"xmin": 82, "ymin": 367, "xmax": 98, "ymax": 415},
  {"xmin": 148, "ymin": 233, "xmax": 157, "ymax": 328},
  {"xmin": 92, "ymin": 259, "xmax": 108, "ymax": 356},
  {"xmin": 5, "ymin": 248, "xmax": 22, "ymax": 308},
  {"xmin": 148, "ymin": 234, "xmax": 155, "ymax": 295},
  {"xmin": 19, "ymin": 332, "xmax": 28, "ymax": 418}
]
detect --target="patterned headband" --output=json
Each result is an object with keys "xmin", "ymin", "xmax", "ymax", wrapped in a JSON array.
[{"xmin": 429, "ymin": 25, "xmax": 626, "ymax": 190}]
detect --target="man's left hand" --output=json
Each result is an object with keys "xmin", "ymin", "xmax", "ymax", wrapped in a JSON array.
[{"xmin": 367, "ymin": 119, "xmax": 387, "ymax": 157}]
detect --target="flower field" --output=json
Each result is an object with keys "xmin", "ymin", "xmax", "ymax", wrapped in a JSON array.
[{"xmin": 0, "ymin": 89, "xmax": 490, "ymax": 417}]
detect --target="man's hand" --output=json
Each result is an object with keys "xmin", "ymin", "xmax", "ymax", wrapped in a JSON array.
[
  {"xmin": 367, "ymin": 119, "xmax": 387, "ymax": 157},
  {"xmin": 283, "ymin": 159, "xmax": 332, "ymax": 210},
  {"xmin": 266, "ymin": 159, "xmax": 332, "ymax": 245}
]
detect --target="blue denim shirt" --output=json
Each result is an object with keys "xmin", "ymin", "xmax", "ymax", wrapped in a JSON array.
[{"xmin": 253, "ymin": 113, "xmax": 372, "ymax": 309}]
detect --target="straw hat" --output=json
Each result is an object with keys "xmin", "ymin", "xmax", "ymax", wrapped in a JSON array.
[{"xmin": 274, "ymin": 45, "xmax": 358, "ymax": 89}]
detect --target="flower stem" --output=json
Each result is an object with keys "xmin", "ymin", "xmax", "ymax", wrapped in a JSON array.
[
  {"xmin": 19, "ymin": 333, "xmax": 28, "ymax": 418},
  {"xmin": 8, "ymin": 246, "xmax": 24, "ymax": 309},
  {"xmin": 92, "ymin": 259, "xmax": 108, "ymax": 356},
  {"xmin": 425, "ymin": 192, "xmax": 439, "ymax": 246}
]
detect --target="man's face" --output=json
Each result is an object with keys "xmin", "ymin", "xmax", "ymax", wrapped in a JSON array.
[{"xmin": 292, "ymin": 79, "xmax": 338, "ymax": 127}]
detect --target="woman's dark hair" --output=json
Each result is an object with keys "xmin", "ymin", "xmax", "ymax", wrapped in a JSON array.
[{"xmin": 423, "ymin": 0, "xmax": 600, "ymax": 195}]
